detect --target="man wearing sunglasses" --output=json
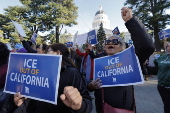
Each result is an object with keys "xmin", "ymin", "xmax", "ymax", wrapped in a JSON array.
[{"xmin": 87, "ymin": 7, "xmax": 155, "ymax": 113}]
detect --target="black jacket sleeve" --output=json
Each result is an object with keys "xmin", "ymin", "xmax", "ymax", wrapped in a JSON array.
[
  {"xmin": 68, "ymin": 68, "xmax": 92, "ymax": 113},
  {"xmin": 125, "ymin": 17, "xmax": 155, "ymax": 65},
  {"xmin": 89, "ymin": 51, "xmax": 107, "ymax": 59},
  {"xmin": 21, "ymin": 40, "xmax": 37, "ymax": 53},
  {"xmin": 0, "ymin": 95, "xmax": 18, "ymax": 113},
  {"xmin": 89, "ymin": 51, "xmax": 97, "ymax": 59}
]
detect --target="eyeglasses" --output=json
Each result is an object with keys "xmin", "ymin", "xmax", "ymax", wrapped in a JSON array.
[{"xmin": 105, "ymin": 39, "xmax": 120, "ymax": 45}]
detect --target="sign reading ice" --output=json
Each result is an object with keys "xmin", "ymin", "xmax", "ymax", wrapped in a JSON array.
[
  {"xmin": 94, "ymin": 46, "xmax": 144, "ymax": 87},
  {"xmin": 4, "ymin": 53, "xmax": 62, "ymax": 105}
]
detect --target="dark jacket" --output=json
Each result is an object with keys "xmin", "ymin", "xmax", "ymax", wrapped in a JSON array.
[
  {"xmin": 0, "ymin": 64, "xmax": 8, "ymax": 89},
  {"xmin": 70, "ymin": 50, "xmax": 82, "ymax": 72},
  {"xmin": 92, "ymin": 17, "xmax": 155, "ymax": 113},
  {"xmin": 21, "ymin": 40, "xmax": 37, "ymax": 53},
  {"xmin": 0, "ymin": 66, "xmax": 92, "ymax": 113},
  {"xmin": 154, "ymin": 54, "xmax": 170, "ymax": 87},
  {"xmin": 89, "ymin": 51, "xmax": 107, "ymax": 59},
  {"xmin": 0, "ymin": 64, "xmax": 10, "ymax": 109}
]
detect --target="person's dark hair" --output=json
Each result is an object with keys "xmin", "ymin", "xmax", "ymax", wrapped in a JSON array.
[
  {"xmin": 97, "ymin": 49, "xmax": 102, "ymax": 53},
  {"xmin": 0, "ymin": 42, "xmax": 10, "ymax": 66},
  {"xmin": 42, "ymin": 44, "xmax": 47, "ymax": 52},
  {"xmin": 125, "ymin": 43, "xmax": 129, "ymax": 48},
  {"xmin": 48, "ymin": 43, "xmax": 76, "ymax": 68},
  {"xmin": 36, "ymin": 45, "xmax": 40, "ymax": 49}
]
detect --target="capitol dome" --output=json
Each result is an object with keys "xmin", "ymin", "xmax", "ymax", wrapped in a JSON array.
[
  {"xmin": 95, "ymin": 10, "xmax": 106, "ymax": 16},
  {"xmin": 92, "ymin": 6, "xmax": 110, "ymax": 29}
]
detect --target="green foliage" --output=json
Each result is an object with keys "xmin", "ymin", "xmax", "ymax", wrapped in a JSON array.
[
  {"xmin": 0, "ymin": 30, "xmax": 10, "ymax": 43},
  {"xmin": 96, "ymin": 23, "xmax": 106, "ymax": 52},
  {"xmin": 120, "ymin": 32, "xmax": 125, "ymax": 39},
  {"xmin": 0, "ymin": 13, "xmax": 30, "ymax": 43},
  {"xmin": 2, "ymin": 0, "xmax": 78, "ymax": 43},
  {"xmin": 45, "ymin": 30, "xmax": 56, "ymax": 44},
  {"xmin": 124, "ymin": 0, "xmax": 170, "ymax": 51},
  {"xmin": 59, "ymin": 30, "xmax": 72, "ymax": 44},
  {"xmin": 0, "ymin": 14, "xmax": 14, "ymax": 39}
]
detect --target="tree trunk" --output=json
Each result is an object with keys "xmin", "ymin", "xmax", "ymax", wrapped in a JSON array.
[
  {"xmin": 33, "ymin": 25, "xmax": 36, "ymax": 32},
  {"xmin": 55, "ymin": 26, "xmax": 60, "ymax": 43},
  {"xmin": 154, "ymin": 27, "xmax": 161, "ymax": 52}
]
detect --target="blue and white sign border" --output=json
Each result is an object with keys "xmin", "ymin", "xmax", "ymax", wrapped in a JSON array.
[
  {"xmin": 94, "ymin": 46, "xmax": 144, "ymax": 87},
  {"xmin": 4, "ymin": 53, "xmax": 62, "ymax": 105}
]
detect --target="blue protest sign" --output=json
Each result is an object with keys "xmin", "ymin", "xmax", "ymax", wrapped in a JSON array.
[
  {"xmin": 94, "ymin": 46, "xmax": 144, "ymax": 87},
  {"xmin": 158, "ymin": 29, "xmax": 170, "ymax": 40},
  {"xmin": 87, "ymin": 30, "xmax": 97, "ymax": 44},
  {"xmin": 15, "ymin": 43, "xmax": 24, "ymax": 49},
  {"xmin": 31, "ymin": 33, "xmax": 38, "ymax": 44},
  {"xmin": 65, "ymin": 42, "xmax": 73, "ymax": 47},
  {"xmin": 112, "ymin": 27, "xmax": 120, "ymax": 35},
  {"xmin": 4, "ymin": 53, "xmax": 62, "ymax": 105}
]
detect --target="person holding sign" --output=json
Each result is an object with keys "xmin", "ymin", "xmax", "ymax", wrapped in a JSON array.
[
  {"xmin": 1, "ymin": 43, "xmax": 92, "ymax": 113},
  {"xmin": 75, "ymin": 44, "xmax": 94, "ymax": 83},
  {"xmin": 154, "ymin": 42, "xmax": 170, "ymax": 113},
  {"xmin": 0, "ymin": 42, "xmax": 10, "ymax": 110},
  {"xmin": 87, "ymin": 7, "xmax": 154, "ymax": 113},
  {"xmin": 18, "ymin": 35, "xmax": 47, "ymax": 54}
]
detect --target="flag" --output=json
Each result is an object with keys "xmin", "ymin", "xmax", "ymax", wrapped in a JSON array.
[
  {"xmin": 73, "ymin": 31, "xmax": 78, "ymax": 47},
  {"xmin": 87, "ymin": 30, "xmax": 97, "ymax": 44},
  {"xmin": 158, "ymin": 29, "xmax": 170, "ymax": 40},
  {"xmin": 65, "ymin": 42, "xmax": 73, "ymax": 47},
  {"xmin": 31, "ymin": 33, "xmax": 38, "ymax": 44},
  {"xmin": 76, "ymin": 33, "xmax": 88, "ymax": 46},
  {"xmin": 15, "ymin": 43, "xmax": 24, "ymax": 49},
  {"xmin": 112, "ymin": 27, "xmax": 120, "ymax": 35}
]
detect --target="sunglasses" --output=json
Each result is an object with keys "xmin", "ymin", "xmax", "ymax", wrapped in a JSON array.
[{"xmin": 105, "ymin": 39, "xmax": 120, "ymax": 45}]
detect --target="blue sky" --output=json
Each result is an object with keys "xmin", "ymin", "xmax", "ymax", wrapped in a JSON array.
[
  {"xmin": 0, "ymin": 0, "xmax": 170, "ymax": 35},
  {"xmin": 68, "ymin": 0, "xmax": 128, "ymax": 34}
]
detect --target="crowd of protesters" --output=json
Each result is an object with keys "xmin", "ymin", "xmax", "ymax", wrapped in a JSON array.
[{"xmin": 0, "ymin": 7, "xmax": 169, "ymax": 113}]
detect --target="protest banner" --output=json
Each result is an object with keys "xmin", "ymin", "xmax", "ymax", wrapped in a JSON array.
[
  {"xmin": 112, "ymin": 27, "xmax": 120, "ymax": 35},
  {"xmin": 15, "ymin": 43, "xmax": 24, "ymax": 49},
  {"xmin": 87, "ymin": 30, "xmax": 97, "ymax": 44},
  {"xmin": 158, "ymin": 29, "xmax": 170, "ymax": 40},
  {"xmin": 4, "ymin": 53, "xmax": 62, "ymax": 105},
  {"xmin": 94, "ymin": 46, "xmax": 144, "ymax": 87},
  {"xmin": 76, "ymin": 33, "xmax": 88, "ymax": 46},
  {"xmin": 11, "ymin": 21, "xmax": 26, "ymax": 37},
  {"xmin": 31, "ymin": 33, "xmax": 38, "ymax": 44},
  {"xmin": 65, "ymin": 42, "xmax": 73, "ymax": 47}
]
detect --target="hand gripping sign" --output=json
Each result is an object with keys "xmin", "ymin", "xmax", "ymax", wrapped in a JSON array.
[{"xmin": 4, "ymin": 53, "xmax": 62, "ymax": 105}]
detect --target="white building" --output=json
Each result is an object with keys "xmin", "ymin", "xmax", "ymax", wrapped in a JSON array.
[
  {"xmin": 92, "ymin": 6, "xmax": 113, "ymax": 38},
  {"xmin": 75, "ymin": 6, "xmax": 131, "ymax": 45},
  {"xmin": 92, "ymin": 6, "xmax": 111, "ymax": 30},
  {"xmin": 92, "ymin": 6, "xmax": 131, "ymax": 43},
  {"xmin": 124, "ymin": 32, "xmax": 132, "ymax": 44}
]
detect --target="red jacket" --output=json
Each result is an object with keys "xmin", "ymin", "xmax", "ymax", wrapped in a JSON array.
[{"xmin": 76, "ymin": 49, "xmax": 94, "ymax": 79}]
